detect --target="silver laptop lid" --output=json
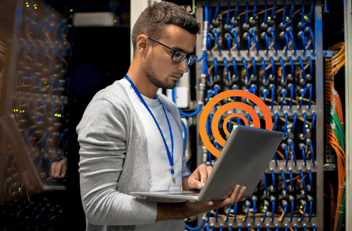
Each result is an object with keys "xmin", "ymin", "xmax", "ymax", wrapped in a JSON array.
[{"xmin": 198, "ymin": 125, "xmax": 284, "ymax": 201}]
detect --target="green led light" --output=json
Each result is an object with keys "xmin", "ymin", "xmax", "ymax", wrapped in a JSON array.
[
  {"xmin": 18, "ymin": 188, "xmax": 21, "ymax": 192},
  {"xmin": 70, "ymin": 9, "xmax": 73, "ymax": 12},
  {"xmin": 327, "ymin": 159, "xmax": 329, "ymax": 162},
  {"xmin": 305, "ymin": 124, "xmax": 309, "ymax": 128},
  {"xmin": 44, "ymin": 81, "xmax": 47, "ymax": 84},
  {"xmin": 46, "ymin": 85, "xmax": 49, "ymax": 88},
  {"xmin": 304, "ymin": 15, "xmax": 308, "ymax": 19},
  {"xmin": 232, "ymin": 17, "xmax": 235, "ymax": 20},
  {"xmin": 286, "ymin": 16, "xmax": 289, "ymax": 19},
  {"xmin": 250, "ymin": 17, "xmax": 253, "ymax": 20},
  {"xmin": 16, "ymin": 109, "xmax": 18, "ymax": 112},
  {"xmin": 114, "ymin": 20, "xmax": 117, "ymax": 23},
  {"xmin": 268, "ymin": 16, "xmax": 271, "ymax": 20},
  {"xmin": 34, "ymin": 7, "xmax": 37, "ymax": 9}
]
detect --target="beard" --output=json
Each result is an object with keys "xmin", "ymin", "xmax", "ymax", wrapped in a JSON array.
[{"xmin": 144, "ymin": 59, "xmax": 177, "ymax": 89}]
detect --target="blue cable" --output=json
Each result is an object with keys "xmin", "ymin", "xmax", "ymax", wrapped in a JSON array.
[
  {"xmin": 225, "ymin": 206, "xmax": 232, "ymax": 222},
  {"xmin": 215, "ymin": 209, "xmax": 219, "ymax": 222},
  {"xmin": 309, "ymin": 140, "xmax": 315, "ymax": 166},
  {"xmin": 253, "ymin": 198, "xmax": 256, "ymax": 222},
  {"xmin": 262, "ymin": 201, "xmax": 269, "ymax": 222},
  {"xmin": 245, "ymin": 32, "xmax": 251, "ymax": 55},
  {"xmin": 269, "ymin": 28, "xmax": 277, "ymax": 54},
  {"xmin": 179, "ymin": 104, "xmax": 203, "ymax": 118},
  {"xmin": 310, "ymin": 111, "xmax": 316, "ymax": 133},
  {"xmin": 205, "ymin": 224, "xmax": 210, "ymax": 231},
  {"xmin": 306, "ymin": 27, "xmax": 315, "ymax": 55},
  {"xmin": 234, "ymin": 203, "xmax": 238, "ymax": 222},
  {"xmin": 281, "ymin": 89, "xmax": 287, "ymax": 109},
  {"xmin": 274, "ymin": 153, "xmax": 278, "ymax": 166},
  {"xmin": 299, "ymin": 169, "xmax": 307, "ymax": 195},
  {"xmin": 313, "ymin": 224, "xmax": 316, "ymax": 231},
  {"xmin": 226, "ymin": 33, "xmax": 232, "ymax": 54},
  {"xmin": 257, "ymin": 225, "xmax": 260, "ymax": 231},
  {"xmin": 263, "ymin": 89, "xmax": 268, "ymax": 104},
  {"xmin": 219, "ymin": 225, "xmax": 223, "ymax": 231},
  {"xmin": 251, "ymin": 57, "xmax": 256, "ymax": 80},
  {"xmin": 290, "ymin": 84, "xmax": 294, "ymax": 109},
  {"xmin": 308, "ymin": 1, "xmax": 315, "ymax": 24},
  {"xmin": 303, "ymin": 111, "xmax": 307, "ymax": 138},
  {"xmin": 205, "ymin": 2, "xmax": 209, "ymax": 22},
  {"xmin": 46, "ymin": 157, "xmax": 54, "ymax": 177},
  {"xmin": 196, "ymin": 51, "xmax": 207, "ymax": 63},
  {"xmin": 283, "ymin": 112, "xmax": 288, "ymax": 136},
  {"xmin": 226, "ymin": 1, "xmax": 230, "ymax": 25},
  {"xmin": 289, "ymin": 140, "xmax": 297, "ymax": 166},
  {"xmin": 284, "ymin": 145, "xmax": 289, "ymax": 166},
  {"xmin": 245, "ymin": 1, "xmax": 249, "ymax": 26},
  {"xmin": 308, "ymin": 198, "xmax": 313, "ymax": 222},
  {"xmin": 213, "ymin": 2, "xmax": 221, "ymax": 21},
  {"xmin": 302, "ymin": 145, "xmax": 307, "ymax": 166},
  {"xmin": 271, "ymin": 1, "xmax": 277, "ymax": 20},
  {"xmin": 248, "ymin": 225, "xmax": 251, "ymax": 231},
  {"xmin": 301, "ymin": 0, "xmax": 306, "ymax": 27},
  {"xmin": 271, "ymin": 198, "xmax": 275, "ymax": 222},
  {"xmin": 266, "ymin": 225, "xmax": 270, "ymax": 231},
  {"xmin": 61, "ymin": 102, "xmax": 66, "ymax": 122},
  {"xmin": 288, "ymin": 28, "xmax": 296, "ymax": 55},
  {"xmin": 270, "ymin": 56, "xmax": 275, "ymax": 80},
  {"xmin": 264, "ymin": 1, "xmax": 268, "ymax": 25},
  {"xmin": 276, "ymin": 225, "xmax": 279, "ymax": 231},
  {"xmin": 273, "ymin": 112, "xmax": 279, "ymax": 131},
  {"xmin": 285, "ymin": 225, "xmax": 288, "ymax": 231},
  {"xmin": 233, "ymin": 1, "xmax": 239, "ymax": 21},
  {"xmin": 290, "ymin": 198, "xmax": 294, "ymax": 221},
  {"xmin": 38, "ymin": 156, "xmax": 45, "ymax": 172},
  {"xmin": 238, "ymin": 225, "xmax": 242, "ymax": 231},
  {"xmin": 282, "ymin": 31, "xmax": 289, "ymax": 55},
  {"xmin": 252, "ymin": 1, "xmax": 258, "ymax": 18},
  {"xmin": 228, "ymin": 118, "xmax": 233, "ymax": 134},
  {"xmin": 299, "ymin": 57, "xmax": 306, "ymax": 85},
  {"xmin": 281, "ymin": 203, "xmax": 288, "ymax": 222},
  {"xmin": 289, "ymin": 56, "xmax": 294, "ymax": 80},
  {"xmin": 304, "ymin": 224, "xmax": 307, "ymax": 231},
  {"xmin": 242, "ymin": 57, "xmax": 250, "ymax": 85},
  {"xmin": 308, "ymin": 56, "xmax": 313, "ymax": 79},
  {"xmin": 264, "ymin": 32, "xmax": 270, "ymax": 54},
  {"xmin": 282, "ymin": 0, "xmax": 287, "ymax": 26},
  {"xmin": 213, "ymin": 29, "xmax": 222, "ymax": 55},
  {"xmin": 289, "ymin": 0, "xmax": 296, "ymax": 22},
  {"xmin": 299, "ymin": 203, "xmax": 307, "ymax": 222},
  {"xmin": 45, "ymin": 133, "xmax": 54, "ymax": 153},
  {"xmin": 232, "ymin": 57, "xmax": 238, "ymax": 81},
  {"xmin": 271, "ymin": 169, "xmax": 276, "ymax": 191},
  {"xmin": 308, "ymin": 84, "xmax": 313, "ymax": 109},
  {"xmin": 224, "ymin": 57, "xmax": 230, "ymax": 85},
  {"xmin": 243, "ymin": 204, "xmax": 250, "ymax": 222},
  {"xmin": 232, "ymin": 29, "xmax": 240, "ymax": 54},
  {"xmin": 181, "ymin": 121, "xmax": 188, "ymax": 156},
  {"xmin": 299, "ymin": 87, "xmax": 308, "ymax": 109},
  {"xmin": 247, "ymin": 114, "xmax": 251, "ymax": 125},
  {"xmin": 280, "ymin": 169, "xmax": 288, "ymax": 195},
  {"xmin": 308, "ymin": 168, "xmax": 313, "ymax": 190},
  {"xmin": 300, "ymin": 32, "xmax": 307, "ymax": 56},
  {"xmin": 263, "ymin": 174, "xmax": 268, "ymax": 196},
  {"xmin": 214, "ymin": 57, "xmax": 218, "ymax": 81},
  {"xmin": 271, "ymin": 85, "xmax": 275, "ymax": 109},
  {"xmin": 250, "ymin": 28, "xmax": 259, "ymax": 53}
]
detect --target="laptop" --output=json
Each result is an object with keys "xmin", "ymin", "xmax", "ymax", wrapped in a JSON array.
[{"xmin": 131, "ymin": 125, "xmax": 284, "ymax": 202}]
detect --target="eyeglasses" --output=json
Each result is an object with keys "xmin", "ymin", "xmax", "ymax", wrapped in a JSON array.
[{"xmin": 147, "ymin": 37, "xmax": 197, "ymax": 66}]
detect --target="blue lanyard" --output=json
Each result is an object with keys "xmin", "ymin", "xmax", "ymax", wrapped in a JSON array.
[{"xmin": 124, "ymin": 75, "xmax": 175, "ymax": 184}]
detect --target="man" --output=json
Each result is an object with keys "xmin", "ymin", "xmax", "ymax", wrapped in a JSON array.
[{"xmin": 76, "ymin": 2, "xmax": 246, "ymax": 230}]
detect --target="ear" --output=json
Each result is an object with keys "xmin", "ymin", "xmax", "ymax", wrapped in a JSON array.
[{"xmin": 136, "ymin": 35, "xmax": 148, "ymax": 52}]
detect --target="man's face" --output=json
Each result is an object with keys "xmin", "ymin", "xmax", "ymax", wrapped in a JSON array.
[{"xmin": 144, "ymin": 25, "xmax": 197, "ymax": 89}]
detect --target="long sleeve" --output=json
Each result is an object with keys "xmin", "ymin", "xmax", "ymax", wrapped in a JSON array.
[{"xmin": 77, "ymin": 97, "xmax": 157, "ymax": 226}]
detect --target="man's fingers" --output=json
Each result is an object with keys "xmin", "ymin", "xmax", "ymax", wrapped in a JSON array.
[
  {"xmin": 199, "ymin": 165, "xmax": 208, "ymax": 184},
  {"xmin": 60, "ymin": 161, "xmax": 68, "ymax": 178},
  {"xmin": 50, "ymin": 162, "xmax": 57, "ymax": 178},
  {"xmin": 236, "ymin": 186, "xmax": 247, "ymax": 202}
]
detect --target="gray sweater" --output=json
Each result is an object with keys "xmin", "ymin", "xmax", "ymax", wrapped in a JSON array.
[{"xmin": 77, "ymin": 80, "xmax": 185, "ymax": 231}]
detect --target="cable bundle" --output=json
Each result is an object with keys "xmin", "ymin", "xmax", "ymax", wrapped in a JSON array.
[{"xmin": 325, "ymin": 42, "xmax": 345, "ymax": 231}]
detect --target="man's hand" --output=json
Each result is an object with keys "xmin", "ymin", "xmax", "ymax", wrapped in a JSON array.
[
  {"xmin": 182, "ymin": 164, "xmax": 212, "ymax": 190},
  {"xmin": 156, "ymin": 184, "xmax": 246, "ymax": 222},
  {"xmin": 49, "ymin": 157, "xmax": 68, "ymax": 179}
]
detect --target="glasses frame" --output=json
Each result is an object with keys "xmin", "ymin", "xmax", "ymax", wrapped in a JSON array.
[{"xmin": 147, "ymin": 37, "xmax": 197, "ymax": 66}]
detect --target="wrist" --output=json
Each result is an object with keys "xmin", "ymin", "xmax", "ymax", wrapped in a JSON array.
[{"xmin": 156, "ymin": 202, "xmax": 187, "ymax": 222}]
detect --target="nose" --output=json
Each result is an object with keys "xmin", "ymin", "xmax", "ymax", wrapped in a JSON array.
[{"xmin": 179, "ymin": 58, "xmax": 189, "ymax": 74}]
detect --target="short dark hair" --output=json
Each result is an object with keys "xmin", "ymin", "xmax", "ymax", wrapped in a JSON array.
[{"xmin": 131, "ymin": 1, "xmax": 199, "ymax": 56}]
